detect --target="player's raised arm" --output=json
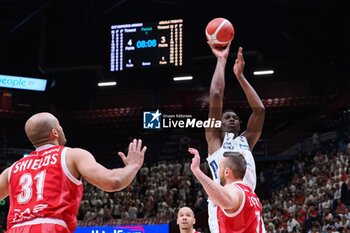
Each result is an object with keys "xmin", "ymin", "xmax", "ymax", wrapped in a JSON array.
[
  {"xmin": 188, "ymin": 148, "xmax": 241, "ymax": 211},
  {"xmin": 233, "ymin": 47, "xmax": 265, "ymax": 150},
  {"xmin": 206, "ymin": 42, "xmax": 231, "ymax": 155},
  {"xmin": 71, "ymin": 139, "xmax": 146, "ymax": 192}
]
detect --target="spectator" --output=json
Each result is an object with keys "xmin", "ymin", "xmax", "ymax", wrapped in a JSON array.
[
  {"xmin": 286, "ymin": 214, "xmax": 301, "ymax": 232},
  {"xmin": 335, "ymin": 199, "xmax": 348, "ymax": 215}
]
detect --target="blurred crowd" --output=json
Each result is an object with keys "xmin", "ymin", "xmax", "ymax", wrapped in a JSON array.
[
  {"xmin": 77, "ymin": 159, "xmax": 209, "ymax": 226},
  {"xmin": 77, "ymin": 132, "xmax": 350, "ymax": 233},
  {"xmin": 262, "ymin": 141, "xmax": 350, "ymax": 232}
]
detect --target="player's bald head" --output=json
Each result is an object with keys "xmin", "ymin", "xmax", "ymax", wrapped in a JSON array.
[
  {"xmin": 177, "ymin": 207, "xmax": 195, "ymax": 217},
  {"xmin": 25, "ymin": 112, "xmax": 60, "ymax": 147}
]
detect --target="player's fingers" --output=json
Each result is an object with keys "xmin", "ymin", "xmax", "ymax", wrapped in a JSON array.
[
  {"xmin": 238, "ymin": 47, "xmax": 243, "ymax": 58},
  {"xmin": 225, "ymin": 42, "xmax": 231, "ymax": 51},
  {"xmin": 189, "ymin": 148, "xmax": 199, "ymax": 157},
  {"xmin": 194, "ymin": 151, "xmax": 200, "ymax": 159},
  {"xmin": 207, "ymin": 41, "xmax": 215, "ymax": 50},
  {"xmin": 192, "ymin": 157, "xmax": 196, "ymax": 164},
  {"xmin": 136, "ymin": 139, "xmax": 142, "ymax": 151},
  {"xmin": 128, "ymin": 142, "xmax": 133, "ymax": 152},
  {"xmin": 129, "ymin": 139, "xmax": 136, "ymax": 151},
  {"xmin": 118, "ymin": 152, "xmax": 127, "ymax": 161},
  {"xmin": 141, "ymin": 146, "xmax": 147, "ymax": 154}
]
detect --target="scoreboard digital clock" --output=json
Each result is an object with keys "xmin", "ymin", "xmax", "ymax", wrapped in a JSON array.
[{"xmin": 110, "ymin": 19, "xmax": 184, "ymax": 72}]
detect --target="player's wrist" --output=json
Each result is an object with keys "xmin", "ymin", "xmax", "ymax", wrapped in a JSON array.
[
  {"xmin": 127, "ymin": 161, "xmax": 142, "ymax": 170},
  {"xmin": 191, "ymin": 166, "xmax": 202, "ymax": 176},
  {"xmin": 217, "ymin": 57, "xmax": 227, "ymax": 63},
  {"xmin": 235, "ymin": 73, "xmax": 245, "ymax": 79}
]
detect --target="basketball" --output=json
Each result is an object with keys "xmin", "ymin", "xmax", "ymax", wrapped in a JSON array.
[{"xmin": 205, "ymin": 17, "xmax": 235, "ymax": 47}]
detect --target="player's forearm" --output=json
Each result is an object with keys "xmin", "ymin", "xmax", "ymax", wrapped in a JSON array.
[
  {"xmin": 192, "ymin": 168, "xmax": 233, "ymax": 209},
  {"xmin": 210, "ymin": 59, "xmax": 227, "ymax": 97},
  {"xmin": 236, "ymin": 75, "xmax": 265, "ymax": 111},
  {"xmin": 108, "ymin": 163, "xmax": 140, "ymax": 192}
]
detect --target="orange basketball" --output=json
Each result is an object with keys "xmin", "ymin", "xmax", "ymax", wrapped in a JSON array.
[{"xmin": 205, "ymin": 17, "xmax": 235, "ymax": 47}]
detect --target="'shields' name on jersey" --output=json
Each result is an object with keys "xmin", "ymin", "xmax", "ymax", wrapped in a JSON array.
[{"xmin": 12, "ymin": 154, "xmax": 58, "ymax": 173}]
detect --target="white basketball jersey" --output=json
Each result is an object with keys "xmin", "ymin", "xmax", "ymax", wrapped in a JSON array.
[{"xmin": 206, "ymin": 132, "xmax": 257, "ymax": 233}]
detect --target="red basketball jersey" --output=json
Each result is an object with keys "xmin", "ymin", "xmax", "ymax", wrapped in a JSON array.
[
  {"xmin": 7, "ymin": 145, "xmax": 83, "ymax": 232},
  {"xmin": 217, "ymin": 181, "xmax": 264, "ymax": 233}
]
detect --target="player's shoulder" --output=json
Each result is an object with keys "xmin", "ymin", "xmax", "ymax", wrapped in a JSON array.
[
  {"xmin": 235, "ymin": 182, "xmax": 252, "ymax": 191},
  {"xmin": 234, "ymin": 132, "xmax": 247, "ymax": 140},
  {"xmin": 66, "ymin": 147, "xmax": 94, "ymax": 161},
  {"xmin": 228, "ymin": 181, "xmax": 244, "ymax": 190},
  {"xmin": 66, "ymin": 147, "xmax": 88, "ymax": 153}
]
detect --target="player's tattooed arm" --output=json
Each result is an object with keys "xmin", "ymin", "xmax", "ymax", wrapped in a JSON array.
[
  {"xmin": 204, "ymin": 179, "xmax": 215, "ymax": 192},
  {"xmin": 188, "ymin": 147, "xmax": 239, "ymax": 210}
]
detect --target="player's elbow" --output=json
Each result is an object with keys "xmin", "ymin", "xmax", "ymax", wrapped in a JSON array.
[
  {"xmin": 254, "ymin": 106, "xmax": 265, "ymax": 115},
  {"xmin": 104, "ymin": 179, "xmax": 124, "ymax": 192},
  {"xmin": 101, "ymin": 171, "xmax": 125, "ymax": 192},
  {"xmin": 210, "ymin": 89, "xmax": 223, "ymax": 100}
]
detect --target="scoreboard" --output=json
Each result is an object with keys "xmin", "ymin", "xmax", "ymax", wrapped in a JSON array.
[{"xmin": 110, "ymin": 19, "xmax": 183, "ymax": 72}]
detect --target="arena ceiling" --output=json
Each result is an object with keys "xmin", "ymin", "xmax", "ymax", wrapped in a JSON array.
[{"xmin": 0, "ymin": 0, "xmax": 348, "ymax": 111}]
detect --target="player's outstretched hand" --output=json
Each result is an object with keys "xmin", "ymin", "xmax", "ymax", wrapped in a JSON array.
[
  {"xmin": 207, "ymin": 41, "xmax": 231, "ymax": 60},
  {"xmin": 233, "ymin": 47, "xmax": 245, "ymax": 79},
  {"xmin": 118, "ymin": 139, "xmax": 147, "ymax": 169},
  {"xmin": 188, "ymin": 147, "xmax": 201, "ymax": 172}
]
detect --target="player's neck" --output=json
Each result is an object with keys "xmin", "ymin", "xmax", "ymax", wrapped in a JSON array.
[
  {"xmin": 34, "ymin": 141, "xmax": 57, "ymax": 149},
  {"xmin": 180, "ymin": 228, "xmax": 194, "ymax": 233},
  {"xmin": 226, "ymin": 177, "xmax": 242, "ymax": 185},
  {"xmin": 223, "ymin": 130, "xmax": 239, "ymax": 138},
  {"xmin": 34, "ymin": 135, "xmax": 61, "ymax": 147},
  {"xmin": 232, "ymin": 130, "xmax": 239, "ymax": 137}
]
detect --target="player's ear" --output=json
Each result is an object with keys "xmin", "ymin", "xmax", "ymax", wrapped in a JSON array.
[
  {"xmin": 225, "ymin": 167, "xmax": 232, "ymax": 177},
  {"xmin": 50, "ymin": 128, "xmax": 58, "ymax": 140}
]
